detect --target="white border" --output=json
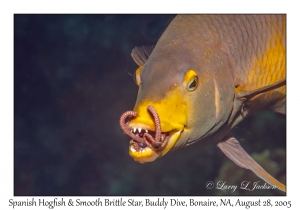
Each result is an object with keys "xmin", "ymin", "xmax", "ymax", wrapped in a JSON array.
[{"xmin": 1, "ymin": 0, "xmax": 299, "ymax": 209}]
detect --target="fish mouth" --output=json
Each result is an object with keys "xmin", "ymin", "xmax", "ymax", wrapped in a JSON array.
[
  {"xmin": 120, "ymin": 106, "xmax": 184, "ymax": 163},
  {"xmin": 128, "ymin": 128, "xmax": 182, "ymax": 163}
]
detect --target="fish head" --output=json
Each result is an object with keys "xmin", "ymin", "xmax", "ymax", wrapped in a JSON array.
[{"xmin": 124, "ymin": 42, "xmax": 235, "ymax": 163}]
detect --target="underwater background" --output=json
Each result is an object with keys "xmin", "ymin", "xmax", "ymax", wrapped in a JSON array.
[{"xmin": 14, "ymin": 14, "xmax": 286, "ymax": 196}]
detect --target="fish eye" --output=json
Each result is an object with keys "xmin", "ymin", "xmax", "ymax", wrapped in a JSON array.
[
  {"xmin": 133, "ymin": 66, "xmax": 142, "ymax": 86},
  {"xmin": 183, "ymin": 70, "xmax": 198, "ymax": 92},
  {"xmin": 187, "ymin": 76, "xmax": 198, "ymax": 91}
]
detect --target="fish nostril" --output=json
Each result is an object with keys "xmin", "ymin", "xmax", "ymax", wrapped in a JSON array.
[{"xmin": 138, "ymin": 142, "xmax": 147, "ymax": 148}]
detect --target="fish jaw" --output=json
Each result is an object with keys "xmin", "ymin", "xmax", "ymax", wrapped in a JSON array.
[
  {"xmin": 122, "ymin": 79, "xmax": 188, "ymax": 163},
  {"xmin": 129, "ymin": 117, "xmax": 184, "ymax": 133},
  {"xmin": 129, "ymin": 130, "xmax": 183, "ymax": 163}
]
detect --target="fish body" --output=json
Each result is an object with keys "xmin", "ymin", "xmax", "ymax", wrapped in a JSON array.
[{"xmin": 120, "ymin": 15, "xmax": 286, "ymax": 191}]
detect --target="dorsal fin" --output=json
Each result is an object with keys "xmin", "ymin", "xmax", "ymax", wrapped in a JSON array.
[
  {"xmin": 236, "ymin": 79, "xmax": 286, "ymax": 100},
  {"xmin": 131, "ymin": 45, "xmax": 154, "ymax": 66}
]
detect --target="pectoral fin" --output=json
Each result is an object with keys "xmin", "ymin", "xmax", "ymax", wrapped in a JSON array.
[
  {"xmin": 217, "ymin": 136, "xmax": 286, "ymax": 192},
  {"xmin": 236, "ymin": 79, "xmax": 286, "ymax": 100}
]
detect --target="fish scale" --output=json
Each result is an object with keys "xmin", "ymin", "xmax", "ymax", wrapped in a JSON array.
[{"xmin": 120, "ymin": 14, "xmax": 286, "ymax": 192}]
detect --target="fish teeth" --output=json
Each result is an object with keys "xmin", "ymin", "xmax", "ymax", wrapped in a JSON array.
[{"xmin": 130, "ymin": 127, "xmax": 149, "ymax": 134}]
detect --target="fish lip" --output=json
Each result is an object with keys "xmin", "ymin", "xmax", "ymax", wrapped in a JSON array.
[
  {"xmin": 126, "ymin": 115, "xmax": 185, "ymax": 163},
  {"xmin": 128, "ymin": 126, "xmax": 184, "ymax": 163}
]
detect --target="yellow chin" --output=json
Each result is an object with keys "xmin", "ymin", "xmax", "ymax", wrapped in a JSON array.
[{"xmin": 129, "ymin": 130, "xmax": 182, "ymax": 163}]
